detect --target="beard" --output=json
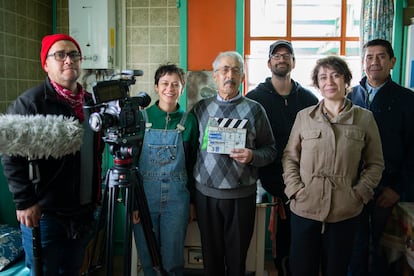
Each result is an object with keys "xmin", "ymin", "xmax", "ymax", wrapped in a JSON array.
[{"xmin": 272, "ymin": 63, "xmax": 291, "ymax": 77}]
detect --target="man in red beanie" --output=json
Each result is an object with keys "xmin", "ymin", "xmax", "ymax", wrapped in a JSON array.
[{"xmin": 2, "ymin": 34, "xmax": 104, "ymax": 275}]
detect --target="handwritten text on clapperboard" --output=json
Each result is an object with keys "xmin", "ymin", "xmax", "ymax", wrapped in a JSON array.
[{"xmin": 207, "ymin": 117, "xmax": 247, "ymax": 154}]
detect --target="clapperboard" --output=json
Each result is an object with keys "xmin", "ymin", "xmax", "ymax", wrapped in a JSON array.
[{"xmin": 207, "ymin": 117, "xmax": 248, "ymax": 154}]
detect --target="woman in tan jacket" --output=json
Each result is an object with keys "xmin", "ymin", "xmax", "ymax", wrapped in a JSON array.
[{"xmin": 282, "ymin": 56, "xmax": 384, "ymax": 276}]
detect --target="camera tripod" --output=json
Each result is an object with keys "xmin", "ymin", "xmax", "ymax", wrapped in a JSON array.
[{"xmin": 84, "ymin": 151, "xmax": 165, "ymax": 276}]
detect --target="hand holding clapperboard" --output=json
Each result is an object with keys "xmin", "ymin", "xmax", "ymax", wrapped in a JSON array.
[{"xmin": 207, "ymin": 117, "xmax": 248, "ymax": 154}]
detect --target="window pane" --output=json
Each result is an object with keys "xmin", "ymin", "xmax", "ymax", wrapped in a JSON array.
[
  {"xmin": 346, "ymin": 41, "xmax": 362, "ymax": 81},
  {"xmin": 245, "ymin": 54, "xmax": 271, "ymax": 93},
  {"xmin": 345, "ymin": 41, "xmax": 360, "ymax": 56},
  {"xmin": 292, "ymin": 0, "xmax": 341, "ymax": 37},
  {"xmin": 346, "ymin": 55, "xmax": 363, "ymax": 82},
  {"xmin": 250, "ymin": 40, "xmax": 276, "ymax": 56},
  {"xmin": 293, "ymin": 41, "xmax": 340, "ymax": 55},
  {"xmin": 246, "ymin": 41, "xmax": 276, "ymax": 92},
  {"xmin": 346, "ymin": 0, "xmax": 361, "ymax": 37},
  {"xmin": 250, "ymin": 0, "xmax": 286, "ymax": 37}
]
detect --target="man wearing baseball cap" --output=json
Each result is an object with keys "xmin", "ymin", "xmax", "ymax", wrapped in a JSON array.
[
  {"xmin": 246, "ymin": 40, "xmax": 319, "ymax": 276},
  {"xmin": 2, "ymin": 34, "xmax": 103, "ymax": 275}
]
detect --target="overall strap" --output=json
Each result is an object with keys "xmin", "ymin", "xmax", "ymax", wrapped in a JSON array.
[
  {"xmin": 176, "ymin": 112, "xmax": 188, "ymax": 132},
  {"xmin": 141, "ymin": 109, "xmax": 152, "ymax": 129}
]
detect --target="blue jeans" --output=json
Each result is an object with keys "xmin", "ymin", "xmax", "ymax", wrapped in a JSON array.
[
  {"xmin": 133, "ymin": 185, "xmax": 189, "ymax": 276},
  {"xmin": 21, "ymin": 214, "xmax": 90, "ymax": 276}
]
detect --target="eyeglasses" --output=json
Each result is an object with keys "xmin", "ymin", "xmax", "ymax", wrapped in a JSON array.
[
  {"xmin": 270, "ymin": 53, "xmax": 292, "ymax": 60},
  {"xmin": 214, "ymin": 66, "xmax": 242, "ymax": 75},
  {"xmin": 47, "ymin": 51, "xmax": 82, "ymax": 62}
]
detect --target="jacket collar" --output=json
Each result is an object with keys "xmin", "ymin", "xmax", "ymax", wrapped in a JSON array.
[
  {"xmin": 359, "ymin": 75, "xmax": 392, "ymax": 91},
  {"xmin": 307, "ymin": 98, "xmax": 355, "ymax": 125}
]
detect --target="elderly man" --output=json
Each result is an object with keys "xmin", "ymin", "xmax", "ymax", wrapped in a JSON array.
[{"xmin": 191, "ymin": 51, "xmax": 277, "ymax": 276}]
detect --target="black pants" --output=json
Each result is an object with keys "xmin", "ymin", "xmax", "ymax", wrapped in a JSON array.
[
  {"xmin": 290, "ymin": 213, "xmax": 359, "ymax": 276},
  {"xmin": 348, "ymin": 201, "xmax": 394, "ymax": 276},
  {"xmin": 274, "ymin": 204, "xmax": 291, "ymax": 275},
  {"xmin": 275, "ymin": 203, "xmax": 291, "ymax": 259},
  {"xmin": 195, "ymin": 190, "xmax": 256, "ymax": 276}
]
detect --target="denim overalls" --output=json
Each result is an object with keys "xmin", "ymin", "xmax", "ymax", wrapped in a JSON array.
[{"xmin": 134, "ymin": 110, "xmax": 190, "ymax": 276}]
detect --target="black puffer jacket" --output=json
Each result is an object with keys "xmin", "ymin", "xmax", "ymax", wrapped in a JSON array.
[{"xmin": 1, "ymin": 77, "xmax": 103, "ymax": 214}]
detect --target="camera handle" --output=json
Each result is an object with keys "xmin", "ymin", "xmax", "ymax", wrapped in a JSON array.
[{"xmin": 84, "ymin": 157, "xmax": 165, "ymax": 276}]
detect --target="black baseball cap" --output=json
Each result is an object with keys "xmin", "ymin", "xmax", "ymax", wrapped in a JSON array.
[{"xmin": 269, "ymin": 40, "xmax": 294, "ymax": 57}]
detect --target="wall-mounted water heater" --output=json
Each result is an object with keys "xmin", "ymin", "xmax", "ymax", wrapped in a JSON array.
[{"xmin": 69, "ymin": 0, "xmax": 116, "ymax": 69}]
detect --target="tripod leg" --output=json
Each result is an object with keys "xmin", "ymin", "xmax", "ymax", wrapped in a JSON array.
[
  {"xmin": 83, "ymin": 182, "xmax": 109, "ymax": 275},
  {"xmin": 32, "ymin": 226, "xmax": 43, "ymax": 276},
  {"xmin": 123, "ymin": 182, "xmax": 133, "ymax": 276},
  {"xmin": 104, "ymin": 166, "xmax": 138, "ymax": 276},
  {"xmin": 133, "ymin": 169, "xmax": 166, "ymax": 275},
  {"xmin": 100, "ymin": 162, "xmax": 166, "ymax": 275},
  {"xmin": 105, "ymin": 185, "xmax": 117, "ymax": 276}
]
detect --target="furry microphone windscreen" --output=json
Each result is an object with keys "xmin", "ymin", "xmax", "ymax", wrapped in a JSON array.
[{"xmin": 0, "ymin": 114, "xmax": 83, "ymax": 159}]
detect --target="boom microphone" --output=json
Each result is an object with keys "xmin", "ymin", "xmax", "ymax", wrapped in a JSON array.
[{"xmin": 0, "ymin": 114, "xmax": 83, "ymax": 159}]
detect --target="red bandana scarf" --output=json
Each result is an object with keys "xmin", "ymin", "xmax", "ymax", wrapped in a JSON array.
[{"xmin": 50, "ymin": 80, "xmax": 86, "ymax": 122}]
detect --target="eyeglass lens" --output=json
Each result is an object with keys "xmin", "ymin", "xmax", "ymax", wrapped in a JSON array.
[
  {"xmin": 271, "ymin": 54, "xmax": 291, "ymax": 60},
  {"xmin": 216, "ymin": 66, "xmax": 242, "ymax": 75},
  {"xmin": 48, "ymin": 51, "xmax": 81, "ymax": 61}
]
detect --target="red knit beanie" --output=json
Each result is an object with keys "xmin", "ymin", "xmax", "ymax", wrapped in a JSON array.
[{"xmin": 40, "ymin": 34, "xmax": 82, "ymax": 70}]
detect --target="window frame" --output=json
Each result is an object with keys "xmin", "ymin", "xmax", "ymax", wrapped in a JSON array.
[
  {"xmin": 243, "ymin": 0, "xmax": 362, "ymax": 96},
  {"xmin": 244, "ymin": 0, "xmax": 360, "ymax": 56}
]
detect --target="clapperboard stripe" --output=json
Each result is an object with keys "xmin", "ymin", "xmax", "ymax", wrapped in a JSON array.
[
  {"xmin": 215, "ymin": 117, "xmax": 248, "ymax": 128},
  {"xmin": 233, "ymin": 119, "xmax": 247, "ymax": 128}
]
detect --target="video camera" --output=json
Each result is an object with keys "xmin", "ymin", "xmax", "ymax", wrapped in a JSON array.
[
  {"xmin": 84, "ymin": 71, "xmax": 165, "ymax": 276},
  {"xmin": 87, "ymin": 70, "xmax": 151, "ymax": 158}
]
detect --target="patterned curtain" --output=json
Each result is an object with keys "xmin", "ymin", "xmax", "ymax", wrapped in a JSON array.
[{"xmin": 360, "ymin": 0, "xmax": 394, "ymax": 48}]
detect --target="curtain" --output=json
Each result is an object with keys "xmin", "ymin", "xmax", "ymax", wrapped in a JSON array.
[{"xmin": 360, "ymin": 0, "xmax": 394, "ymax": 48}]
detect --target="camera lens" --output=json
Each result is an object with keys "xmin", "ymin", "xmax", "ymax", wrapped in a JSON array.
[{"xmin": 89, "ymin": 113, "xmax": 103, "ymax": 132}]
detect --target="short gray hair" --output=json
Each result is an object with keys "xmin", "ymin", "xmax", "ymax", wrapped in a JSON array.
[{"xmin": 212, "ymin": 51, "xmax": 244, "ymax": 73}]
